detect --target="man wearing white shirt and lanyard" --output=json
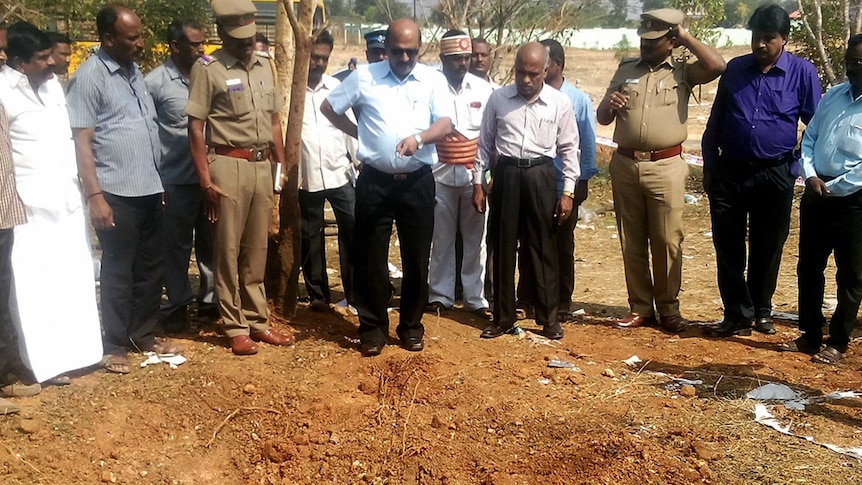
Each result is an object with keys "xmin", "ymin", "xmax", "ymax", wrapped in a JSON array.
[
  {"xmin": 321, "ymin": 19, "xmax": 454, "ymax": 357},
  {"xmin": 473, "ymin": 42, "xmax": 579, "ymax": 340},
  {"xmin": 777, "ymin": 34, "xmax": 862, "ymax": 365},
  {"xmin": 299, "ymin": 30, "xmax": 357, "ymax": 312},
  {"xmin": 428, "ymin": 30, "xmax": 494, "ymax": 318}
]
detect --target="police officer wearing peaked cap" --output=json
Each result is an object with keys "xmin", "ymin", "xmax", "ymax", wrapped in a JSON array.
[
  {"xmin": 186, "ymin": 0, "xmax": 293, "ymax": 356},
  {"xmin": 597, "ymin": 7, "xmax": 726, "ymax": 334},
  {"xmin": 364, "ymin": 29, "xmax": 387, "ymax": 63}
]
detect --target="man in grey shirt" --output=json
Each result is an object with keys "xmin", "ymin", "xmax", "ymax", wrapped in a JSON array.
[
  {"xmin": 146, "ymin": 19, "xmax": 215, "ymax": 333},
  {"xmin": 67, "ymin": 5, "xmax": 178, "ymax": 374}
]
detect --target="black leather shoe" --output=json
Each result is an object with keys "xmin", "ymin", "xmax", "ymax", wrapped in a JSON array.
[
  {"xmin": 360, "ymin": 343, "xmax": 383, "ymax": 357},
  {"xmin": 480, "ymin": 324, "xmax": 516, "ymax": 339},
  {"xmin": 542, "ymin": 323, "xmax": 564, "ymax": 340},
  {"xmin": 704, "ymin": 319, "xmax": 752, "ymax": 337},
  {"xmin": 401, "ymin": 339, "xmax": 424, "ymax": 352},
  {"xmin": 754, "ymin": 317, "xmax": 776, "ymax": 334}
]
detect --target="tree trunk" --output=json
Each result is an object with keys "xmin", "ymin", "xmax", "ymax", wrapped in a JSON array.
[{"xmin": 267, "ymin": 0, "xmax": 315, "ymax": 318}]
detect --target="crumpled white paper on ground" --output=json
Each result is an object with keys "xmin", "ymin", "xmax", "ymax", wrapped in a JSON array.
[
  {"xmin": 754, "ymin": 404, "xmax": 862, "ymax": 460},
  {"xmin": 140, "ymin": 352, "xmax": 187, "ymax": 369}
]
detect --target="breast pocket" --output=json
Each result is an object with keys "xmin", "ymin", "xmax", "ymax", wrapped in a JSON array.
[
  {"xmin": 229, "ymin": 85, "xmax": 252, "ymax": 115},
  {"xmin": 838, "ymin": 117, "xmax": 862, "ymax": 156},
  {"xmin": 620, "ymin": 81, "xmax": 643, "ymax": 104},
  {"xmin": 530, "ymin": 117, "xmax": 557, "ymax": 150},
  {"xmin": 163, "ymin": 96, "xmax": 188, "ymax": 127}
]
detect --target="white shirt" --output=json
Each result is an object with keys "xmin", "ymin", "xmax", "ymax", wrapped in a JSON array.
[
  {"xmin": 300, "ymin": 74, "xmax": 356, "ymax": 192},
  {"xmin": 0, "ymin": 67, "xmax": 80, "ymax": 212},
  {"xmin": 326, "ymin": 61, "xmax": 455, "ymax": 174},
  {"xmin": 433, "ymin": 72, "xmax": 494, "ymax": 188},
  {"xmin": 476, "ymin": 83, "xmax": 580, "ymax": 191}
]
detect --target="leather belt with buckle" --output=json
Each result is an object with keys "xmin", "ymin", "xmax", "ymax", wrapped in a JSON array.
[
  {"xmin": 212, "ymin": 145, "xmax": 271, "ymax": 162},
  {"xmin": 498, "ymin": 155, "xmax": 553, "ymax": 168},
  {"xmin": 617, "ymin": 145, "xmax": 682, "ymax": 161}
]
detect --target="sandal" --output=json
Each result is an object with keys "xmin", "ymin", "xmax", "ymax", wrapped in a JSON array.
[
  {"xmin": 471, "ymin": 308, "xmax": 493, "ymax": 321},
  {"xmin": 425, "ymin": 301, "xmax": 446, "ymax": 313},
  {"xmin": 776, "ymin": 337, "xmax": 822, "ymax": 355},
  {"xmin": 515, "ymin": 308, "xmax": 528, "ymax": 320},
  {"xmin": 103, "ymin": 354, "xmax": 131, "ymax": 374},
  {"xmin": 812, "ymin": 346, "xmax": 845, "ymax": 365}
]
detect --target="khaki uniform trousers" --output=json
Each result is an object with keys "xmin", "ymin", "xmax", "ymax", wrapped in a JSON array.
[
  {"xmin": 609, "ymin": 152, "xmax": 688, "ymax": 318},
  {"xmin": 209, "ymin": 154, "xmax": 274, "ymax": 337}
]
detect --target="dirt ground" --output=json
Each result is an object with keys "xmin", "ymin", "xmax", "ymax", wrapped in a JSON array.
[{"xmin": 3, "ymin": 46, "xmax": 862, "ymax": 485}]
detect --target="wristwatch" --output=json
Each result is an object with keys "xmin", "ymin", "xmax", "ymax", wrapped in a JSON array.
[
  {"xmin": 413, "ymin": 134, "xmax": 424, "ymax": 149},
  {"xmin": 562, "ymin": 190, "xmax": 574, "ymax": 199}
]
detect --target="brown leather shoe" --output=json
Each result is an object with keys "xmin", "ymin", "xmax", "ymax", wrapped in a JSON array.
[
  {"xmin": 250, "ymin": 329, "xmax": 294, "ymax": 346},
  {"xmin": 660, "ymin": 314, "xmax": 688, "ymax": 333},
  {"xmin": 229, "ymin": 335, "xmax": 258, "ymax": 355},
  {"xmin": 615, "ymin": 313, "xmax": 657, "ymax": 328}
]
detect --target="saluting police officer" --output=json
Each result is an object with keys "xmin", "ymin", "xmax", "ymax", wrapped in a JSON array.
[
  {"xmin": 186, "ymin": 0, "xmax": 292, "ymax": 356},
  {"xmin": 597, "ymin": 9, "xmax": 725, "ymax": 334}
]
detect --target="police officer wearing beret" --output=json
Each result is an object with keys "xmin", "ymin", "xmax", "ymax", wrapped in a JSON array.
[
  {"xmin": 598, "ymin": 9, "xmax": 725, "ymax": 333},
  {"xmin": 186, "ymin": 0, "xmax": 292, "ymax": 355}
]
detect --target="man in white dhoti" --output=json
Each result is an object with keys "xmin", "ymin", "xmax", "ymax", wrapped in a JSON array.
[{"xmin": 0, "ymin": 22, "xmax": 103, "ymax": 383}]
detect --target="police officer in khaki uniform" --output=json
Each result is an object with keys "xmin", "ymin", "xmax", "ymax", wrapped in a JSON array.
[
  {"xmin": 597, "ymin": 9, "xmax": 725, "ymax": 333},
  {"xmin": 186, "ymin": 0, "xmax": 292, "ymax": 355}
]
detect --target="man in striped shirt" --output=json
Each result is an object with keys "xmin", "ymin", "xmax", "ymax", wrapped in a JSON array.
[{"xmin": 67, "ymin": 4, "xmax": 178, "ymax": 374}]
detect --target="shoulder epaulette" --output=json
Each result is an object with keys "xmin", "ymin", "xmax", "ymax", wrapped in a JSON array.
[{"xmin": 198, "ymin": 54, "xmax": 214, "ymax": 65}]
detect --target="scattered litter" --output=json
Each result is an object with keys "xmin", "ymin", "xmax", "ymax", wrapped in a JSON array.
[
  {"xmin": 571, "ymin": 309, "xmax": 586, "ymax": 316},
  {"xmin": 683, "ymin": 193, "xmax": 700, "ymax": 204},
  {"xmin": 602, "ymin": 368, "xmax": 615, "ymax": 378},
  {"xmin": 537, "ymin": 378, "xmax": 550, "ymax": 385},
  {"xmin": 703, "ymin": 231, "xmax": 713, "ymax": 238},
  {"xmin": 682, "ymin": 254, "xmax": 694, "ymax": 259},
  {"xmin": 771, "ymin": 311, "xmax": 799, "ymax": 322},
  {"xmin": 525, "ymin": 331, "xmax": 559, "ymax": 347},
  {"xmin": 674, "ymin": 378, "xmax": 703, "ymax": 386},
  {"xmin": 747, "ymin": 383, "xmax": 861, "ymax": 411},
  {"xmin": 611, "ymin": 234, "xmax": 618, "ymax": 239},
  {"xmin": 576, "ymin": 224, "xmax": 596, "ymax": 230},
  {"xmin": 578, "ymin": 206, "xmax": 598, "ymax": 222},
  {"xmin": 623, "ymin": 355, "xmax": 642, "ymax": 367},
  {"xmin": 548, "ymin": 359, "xmax": 576, "ymax": 369},
  {"xmin": 387, "ymin": 262, "xmax": 403, "ymax": 279},
  {"xmin": 335, "ymin": 298, "xmax": 358, "ymax": 315},
  {"xmin": 754, "ymin": 404, "xmax": 862, "ymax": 460},
  {"xmin": 140, "ymin": 352, "xmax": 187, "ymax": 369}
]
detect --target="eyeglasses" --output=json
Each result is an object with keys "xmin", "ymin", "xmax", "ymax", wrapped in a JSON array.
[{"xmin": 389, "ymin": 48, "xmax": 419, "ymax": 58}]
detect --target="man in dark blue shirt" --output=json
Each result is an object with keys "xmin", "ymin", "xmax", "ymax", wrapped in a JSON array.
[{"xmin": 702, "ymin": 4, "xmax": 821, "ymax": 337}]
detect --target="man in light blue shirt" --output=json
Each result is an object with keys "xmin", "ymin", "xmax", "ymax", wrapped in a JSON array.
[
  {"xmin": 322, "ymin": 18, "xmax": 454, "ymax": 357},
  {"xmin": 146, "ymin": 19, "xmax": 215, "ymax": 333},
  {"xmin": 516, "ymin": 39, "xmax": 597, "ymax": 321},
  {"xmin": 67, "ymin": 5, "xmax": 176, "ymax": 374},
  {"xmin": 778, "ymin": 34, "xmax": 862, "ymax": 365}
]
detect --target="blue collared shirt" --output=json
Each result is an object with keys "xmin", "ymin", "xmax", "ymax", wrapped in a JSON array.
[
  {"xmin": 801, "ymin": 82, "xmax": 862, "ymax": 197},
  {"xmin": 702, "ymin": 50, "xmax": 820, "ymax": 173},
  {"xmin": 67, "ymin": 49, "xmax": 162, "ymax": 197},
  {"xmin": 145, "ymin": 58, "xmax": 197, "ymax": 186},
  {"xmin": 556, "ymin": 79, "xmax": 597, "ymax": 195},
  {"xmin": 325, "ymin": 61, "xmax": 454, "ymax": 174}
]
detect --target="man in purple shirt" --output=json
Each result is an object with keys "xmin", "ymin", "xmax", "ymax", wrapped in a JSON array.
[{"xmin": 702, "ymin": 4, "xmax": 821, "ymax": 338}]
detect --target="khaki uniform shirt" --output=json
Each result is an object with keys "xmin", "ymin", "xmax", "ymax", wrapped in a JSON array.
[
  {"xmin": 604, "ymin": 55, "xmax": 693, "ymax": 151},
  {"xmin": 185, "ymin": 49, "xmax": 284, "ymax": 149}
]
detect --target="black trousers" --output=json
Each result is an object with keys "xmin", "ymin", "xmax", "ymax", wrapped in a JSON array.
[
  {"xmin": 353, "ymin": 166, "xmax": 434, "ymax": 346},
  {"xmin": 161, "ymin": 184, "xmax": 214, "ymax": 318},
  {"xmin": 707, "ymin": 163, "xmax": 794, "ymax": 323},
  {"xmin": 96, "ymin": 193, "xmax": 164, "ymax": 355},
  {"xmin": 797, "ymin": 190, "xmax": 862, "ymax": 353},
  {"xmin": 299, "ymin": 183, "xmax": 355, "ymax": 305},
  {"xmin": 489, "ymin": 161, "xmax": 559, "ymax": 327},
  {"xmin": 517, "ymin": 195, "xmax": 582, "ymax": 313},
  {"xmin": 0, "ymin": 229, "xmax": 18, "ymax": 378}
]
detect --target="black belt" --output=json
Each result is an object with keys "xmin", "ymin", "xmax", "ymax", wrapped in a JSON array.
[
  {"xmin": 362, "ymin": 164, "xmax": 430, "ymax": 182},
  {"xmin": 498, "ymin": 155, "xmax": 552, "ymax": 168}
]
